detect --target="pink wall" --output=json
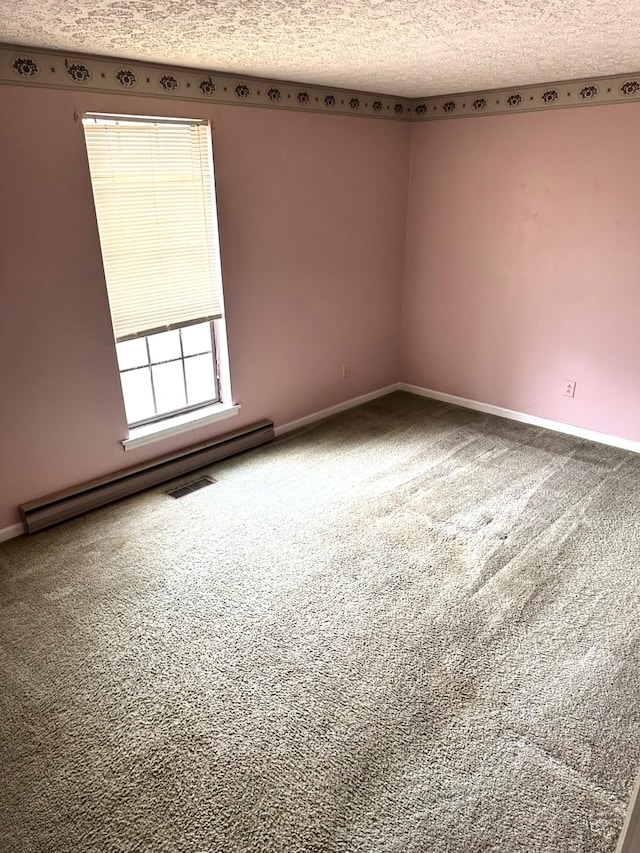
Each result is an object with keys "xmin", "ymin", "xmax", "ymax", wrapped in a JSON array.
[
  {"xmin": 401, "ymin": 104, "xmax": 640, "ymax": 442},
  {"xmin": 3, "ymin": 81, "xmax": 639, "ymax": 532},
  {"xmin": 0, "ymin": 85, "xmax": 410, "ymax": 529}
]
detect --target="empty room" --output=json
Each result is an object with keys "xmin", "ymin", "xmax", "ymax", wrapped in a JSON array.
[{"xmin": 1, "ymin": 1, "xmax": 639, "ymax": 851}]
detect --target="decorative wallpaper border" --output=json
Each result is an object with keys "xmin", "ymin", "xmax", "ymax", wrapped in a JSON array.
[
  {"xmin": 2, "ymin": 43, "xmax": 640, "ymax": 122},
  {"xmin": 0, "ymin": 44, "xmax": 413, "ymax": 120},
  {"xmin": 411, "ymin": 72, "xmax": 640, "ymax": 121}
]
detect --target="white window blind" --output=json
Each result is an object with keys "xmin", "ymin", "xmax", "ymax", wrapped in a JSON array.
[{"xmin": 83, "ymin": 114, "xmax": 224, "ymax": 342}]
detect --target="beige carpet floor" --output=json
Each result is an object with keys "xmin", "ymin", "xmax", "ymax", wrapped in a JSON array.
[{"xmin": 1, "ymin": 391, "xmax": 639, "ymax": 853}]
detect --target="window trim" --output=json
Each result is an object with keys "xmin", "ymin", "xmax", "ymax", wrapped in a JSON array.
[
  {"xmin": 82, "ymin": 112, "xmax": 236, "ymax": 447},
  {"xmin": 122, "ymin": 402, "xmax": 241, "ymax": 451}
]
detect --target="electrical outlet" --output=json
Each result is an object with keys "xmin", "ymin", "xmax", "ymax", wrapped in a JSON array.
[
  {"xmin": 563, "ymin": 380, "xmax": 576, "ymax": 398},
  {"xmin": 342, "ymin": 363, "xmax": 351, "ymax": 379}
]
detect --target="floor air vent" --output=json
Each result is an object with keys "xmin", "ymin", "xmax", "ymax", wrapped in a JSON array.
[
  {"xmin": 167, "ymin": 476, "xmax": 216, "ymax": 498},
  {"xmin": 20, "ymin": 419, "xmax": 274, "ymax": 533}
]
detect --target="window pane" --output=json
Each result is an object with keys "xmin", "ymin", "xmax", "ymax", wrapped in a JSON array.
[
  {"xmin": 185, "ymin": 354, "xmax": 217, "ymax": 405},
  {"xmin": 116, "ymin": 338, "xmax": 149, "ymax": 371},
  {"xmin": 181, "ymin": 322, "xmax": 212, "ymax": 356},
  {"xmin": 120, "ymin": 367, "xmax": 155, "ymax": 423},
  {"xmin": 148, "ymin": 329, "xmax": 181, "ymax": 364},
  {"xmin": 152, "ymin": 361, "xmax": 187, "ymax": 413}
]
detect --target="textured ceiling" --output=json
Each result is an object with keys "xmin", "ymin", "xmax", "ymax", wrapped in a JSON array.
[{"xmin": 1, "ymin": 0, "xmax": 639, "ymax": 97}]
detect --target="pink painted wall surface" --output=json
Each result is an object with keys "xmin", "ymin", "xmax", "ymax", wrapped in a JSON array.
[
  {"xmin": 401, "ymin": 104, "xmax": 640, "ymax": 442},
  {"xmin": 4, "ymin": 82, "xmax": 639, "ymax": 532},
  {"xmin": 0, "ymin": 85, "xmax": 410, "ymax": 529}
]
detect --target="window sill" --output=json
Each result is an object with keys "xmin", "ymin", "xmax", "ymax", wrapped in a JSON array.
[{"xmin": 122, "ymin": 403, "xmax": 240, "ymax": 451}]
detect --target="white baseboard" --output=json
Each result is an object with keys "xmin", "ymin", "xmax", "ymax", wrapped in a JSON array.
[
  {"xmin": 0, "ymin": 522, "xmax": 24, "ymax": 543},
  {"xmin": 275, "ymin": 384, "xmax": 401, "ymax": 437},
  {"xmin": 617, "ymin": 767, "xmax": 640, "ymax": 853},
  {"xmin": 2, "ymin": 383, "xmax": 635, "ymax": 544},
  {"xmin": 275, "ymin": 381, "xmax": 640, "ymax": 454},
  {"xmin": 399, "ymin": 383, "xmax": 640, "ymax": 454}
]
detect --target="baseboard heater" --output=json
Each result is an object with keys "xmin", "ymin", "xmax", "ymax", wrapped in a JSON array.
[{"xmin": 19, "ymin": 419, "xmax": 274, "ymax": 534}]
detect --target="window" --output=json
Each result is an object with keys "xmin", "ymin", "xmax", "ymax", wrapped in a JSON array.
[
  {"xmin": 116, "ymin": 322, "xmax": 218, "ymax": 425},
  {"xmin": 82, "ymin": 113, "xmax": 234, "ymax": 442}
]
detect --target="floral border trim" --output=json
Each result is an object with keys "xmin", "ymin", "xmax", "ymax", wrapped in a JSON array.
[
  {"xmin": 412, "ymin": 73, "xmax": 640, "ymax": 121},
  {"xmin": 0, "ymin": 44, "xmax": 412, "ymax": 120},
  {"xmin": 2, "ymin": 44, "xmax": 640, "ymax": 122}
]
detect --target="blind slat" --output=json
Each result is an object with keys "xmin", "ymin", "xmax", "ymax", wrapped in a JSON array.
[{"xmin": 83, "ymin": 117, "xmax": 224, "ymax": 341}]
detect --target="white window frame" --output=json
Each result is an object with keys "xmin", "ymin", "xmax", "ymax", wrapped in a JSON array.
[{"xmin": 82, "ymin": 113, "xmax": 238, "ymax": 450}]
